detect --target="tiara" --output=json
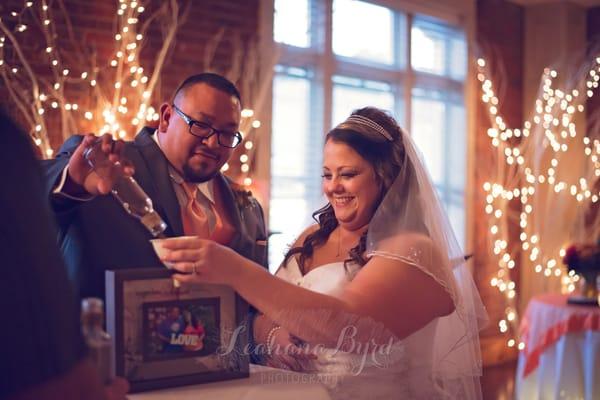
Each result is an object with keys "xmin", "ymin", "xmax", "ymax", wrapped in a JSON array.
[{"xmin": 343, "ymin": 115, "xmax": 393, "ymax": 141}]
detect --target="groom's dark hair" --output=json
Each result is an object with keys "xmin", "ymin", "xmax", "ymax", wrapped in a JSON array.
[{"xmin": 173, "ymin": 73, "xmax": 242, "ymax": 105}]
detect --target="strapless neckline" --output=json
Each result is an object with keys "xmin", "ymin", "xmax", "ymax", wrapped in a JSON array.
[
  {"xmin": 301, "ymin": 261, "xmax": 344, "ymax": 277},
  {"xmin": 275, "ymin": 258, "xmax": 359, "ymax": 297}
]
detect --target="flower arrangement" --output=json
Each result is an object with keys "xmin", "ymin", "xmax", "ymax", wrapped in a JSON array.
[
  {"xmin": 563, "ymin": 242, "xmax": 600, "ymax": 304},
  {"xmin": 563, "ymin": 242, "xmax": 600, "ymax": 273}
]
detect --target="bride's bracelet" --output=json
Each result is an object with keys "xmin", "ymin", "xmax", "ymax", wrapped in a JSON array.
[{"xmin": 265, "ymin": 325, "xmax": 282, "ymax": 357}]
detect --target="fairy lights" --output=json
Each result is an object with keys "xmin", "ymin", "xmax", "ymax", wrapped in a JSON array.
[
  {"xmin": 214, "ymin": 108, "xmax": 262, "ymax": 187},
  {"xmin": 1, "ymin": 1, "xmax": 263, "ymax": 189},
  {"xmin": 478, "ymin": 55, "xmax": 600, "ymax": 347},
  {"xmin": 0, "ymin": 0, "xmax": 180, "ymax": 158}
]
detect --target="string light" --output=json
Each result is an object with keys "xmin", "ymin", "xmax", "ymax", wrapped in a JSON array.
[
  {"xmin": 0, "ymin": 0, "xmax": 164, "ymax": 155},
  {"xmin": 2, "ymin": 0, "xmax": 261, "ymax": 191},
  {"xmin": 241, "ymin": 109, "xmax": 254, "ymax": 118},
  {"xmin": 477, "ymin": 55, "xmax": 600, "ymax": 348}
]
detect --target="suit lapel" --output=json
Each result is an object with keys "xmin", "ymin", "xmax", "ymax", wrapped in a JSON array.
[{"xmin": 133, "ymin": 128, "xmax": 184, "ymax": 236}]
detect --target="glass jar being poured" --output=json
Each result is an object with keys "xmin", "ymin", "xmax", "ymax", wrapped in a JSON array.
[{"xmin": 83, "ymin": 138, "xmax": 167, "ymax": 237}]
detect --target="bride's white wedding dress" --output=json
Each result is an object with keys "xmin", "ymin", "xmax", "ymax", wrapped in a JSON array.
[
  {"xmin": 275, "ymin": 258, "xmax": 443, "ymax": 400},
  {"xmin": 263, "ymin": 112, "xmax": 485, "ymax": 399}
]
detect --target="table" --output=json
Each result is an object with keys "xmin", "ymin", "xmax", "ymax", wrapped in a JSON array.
[
  {"xmin": 129, "ymin": 364, "xmax": 332, "ymax": 400},
  {"xmin": 515, "ymin": 293, "xmax": 600, "ymax": 400}
]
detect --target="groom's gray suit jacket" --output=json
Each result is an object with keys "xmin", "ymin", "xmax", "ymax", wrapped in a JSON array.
[{"xmin": 42, "ymin": 127, "xmax": 268, "ymax": 300}]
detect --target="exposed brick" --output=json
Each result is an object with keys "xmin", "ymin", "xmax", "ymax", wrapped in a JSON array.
[
  {"xmin": 475, "ymin": 0, "xmax": 524, "ymax": 343},
  {"xmin": 588, "ymin": 7, "xmax": 600, "ymax": 133},
  {"xmin": 0, "ymin": 0, "xmax": 259, "ymax": 148}
]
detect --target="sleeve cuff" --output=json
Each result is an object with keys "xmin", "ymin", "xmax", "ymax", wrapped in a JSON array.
[{"xmin": 52, "ymin": 165, "xmax": 95, "ymax": 201}]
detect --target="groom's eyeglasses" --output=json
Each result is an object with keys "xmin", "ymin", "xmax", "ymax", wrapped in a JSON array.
[{"xmin": 172, "ymin": 104, "xmax": 242, "ymax": 148}]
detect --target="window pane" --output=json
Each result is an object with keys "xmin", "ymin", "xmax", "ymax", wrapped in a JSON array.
[
  {"xmin": 411, "ymin": 21, "xmax": 445, "ymax": 75},
  {"xmin": 274, "ymin": 0, "xmax": 310, "ymax": 47},
  {"xmin": 332, "ymin": 76, "xmax": 394, "ymax": 127},
  {"xmin": 268, "ymin": 197, "xmax": 309, "ymax": 272},
  {"xmin": 270, "ymin": 71, "xmax": 322, "ymax": 269},
  {"xmin": 447, "ymin": 201, "xmax": 465, "ymax": 248},
  {"xmin": 411, "ymin": 91, "xmax": 445, "ymax": 185},
  {"xmin": 411, "ymin": 17, "xmax": 466, "ymax": 79},
  {"xmin": 332, "ymin": 0, "xmax": 394, "ymax": 65},
  {"xmin": 449, "ymin": 37, "xmax": 467, "ymax": 80},
  {"xmin": 412, "ymin": 87, "xmax": 466, "ymax": 248},
  {"xmin": 271, "ymin": 74, "xmax": 310, "ymax": 177},
  {"xmin": 447, "ymin": 103, "xmax": 466, "ymax": 191}
]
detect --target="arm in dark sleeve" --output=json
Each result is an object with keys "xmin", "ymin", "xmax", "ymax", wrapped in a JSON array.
[
  {"xmin": 40, "ymin": 134, "xmax": 93, "ymax": 232},
  {"xmin": 245, "ymin": 197, "xmax": 269, "ymax": 269},
  {"xmin": 0, "ymin": 119, "xmax": 87, "ymax": 397},
  {"xmin": 41, "ymin": 134, "xmax": 84, "ymax": 195}
]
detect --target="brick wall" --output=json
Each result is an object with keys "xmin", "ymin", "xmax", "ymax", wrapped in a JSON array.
[
  {"xmin": 588, "ymin": 6, "xmax": 600, "ymax": 130},
  {"xmin": 0, "ymin": 0, "xmax": 260, "ymax": 151},
  {"xmin": 584, "ymin": 7, "xmax": 600, "ymax": 242}
]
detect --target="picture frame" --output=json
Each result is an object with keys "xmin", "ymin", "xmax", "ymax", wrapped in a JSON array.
[{"xmin": 105, "ymin": 268, "xmax": 249, "ymax": 393}]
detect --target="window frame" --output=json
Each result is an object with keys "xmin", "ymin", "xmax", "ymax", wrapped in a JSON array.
[{"xmin": 259, "ymin": 0, "xmax": 476, "ymax": 269}]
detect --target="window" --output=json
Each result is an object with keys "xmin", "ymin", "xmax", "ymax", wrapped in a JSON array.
[
  {"xmin": 269, "ymin": 0, "xmax": 468, "ymax": 269},
  {"xmin": 269, "ymin": 67, "xmax": 323, "ymax": 269},
  {"xmin": 273, "ymin": 0, "xmax": 311, "ymax": 47},
  {"xmin": 332, "ymin": 76, "xmax": 395, "ymax": 127},
  {"xmin": 332, "ymin": 0, "xmax": 395, "ymax": 65}
]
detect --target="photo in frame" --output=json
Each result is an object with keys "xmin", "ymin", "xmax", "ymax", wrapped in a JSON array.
[
  {"xmin": 141, "ymin": 298, "xmax": 221, "ymax": 362},
  {"xmin": 105, "ymin": 268, "xmax": 249, "ymax": 393}
]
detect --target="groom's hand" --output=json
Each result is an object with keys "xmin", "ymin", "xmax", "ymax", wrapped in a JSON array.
[{"xmin": 65, "ymin": 133, "xmax": 134, "ymax": 196}]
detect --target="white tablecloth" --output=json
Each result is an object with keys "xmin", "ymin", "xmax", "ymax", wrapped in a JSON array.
[
  {"xmin": 516, "ymin": 331, "xmax": 600, "ymax": 400},
  {"xmin": 129, "ymin": 364, "xmax": 332, "ymax": 400},
  {"xmin": 515, "ymin": 294, "xmax": 600, "ymax": 400}
]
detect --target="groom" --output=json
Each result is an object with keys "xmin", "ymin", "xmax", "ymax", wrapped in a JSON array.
[{"xmin": 43, "ymin": 73, "xmax": 268, "ymax": 300}]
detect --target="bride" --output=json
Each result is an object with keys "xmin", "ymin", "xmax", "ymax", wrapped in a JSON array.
[{"xmin": 161, "ymin": 107, "xmax": 487, "ymax": 399}]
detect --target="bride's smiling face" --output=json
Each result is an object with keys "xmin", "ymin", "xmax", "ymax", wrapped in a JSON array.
[{"xmin": 322, "ymin": 139, "xmax": 381, "ymax": 231}]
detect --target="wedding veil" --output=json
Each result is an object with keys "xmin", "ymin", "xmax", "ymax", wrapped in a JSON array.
[{"xmin": 363, "ymin": 121, "xmax": 489, "ymax": 399}]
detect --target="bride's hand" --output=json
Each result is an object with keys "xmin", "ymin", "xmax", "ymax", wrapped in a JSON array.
[
  {"xmin": 160, "ymin": 237, "xmax": 243, "ymax": 286},
  {"xmin": 266, "ymin": 327, "xmax": 316, "ymax": 372}
]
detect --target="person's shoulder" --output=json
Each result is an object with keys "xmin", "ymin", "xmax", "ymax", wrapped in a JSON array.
[
  {"xmin": 133, "ymin": 126, "xmax": 158, "ymax": 145},
  {"xmin": 290, "ymin": 224, "xmax": 319, "ymax": 248},
  {"xmin": 377, "ymin": 231, "xmax": 432, "ymax": 248},
  {"xmin": 275, "ymin": 224, "xmax": 319, "ymax": 274},
  {"xmin": 372, "ymin": 232, "xmax": 438, "ymax": 266},
  {"xmin": 227, "ymin": 179, "xmax": 251, "ymax": 194},
  {"xmin": 400, "ymin": 232, "xmax": 433, "ymax": 250},
  {"xmin": 224, "ymin": 178, "xmax": 259, "ymax": 208},
  {"xmin": 222, "ymin": 175, "xmax": 262, "ymax": 210}
]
